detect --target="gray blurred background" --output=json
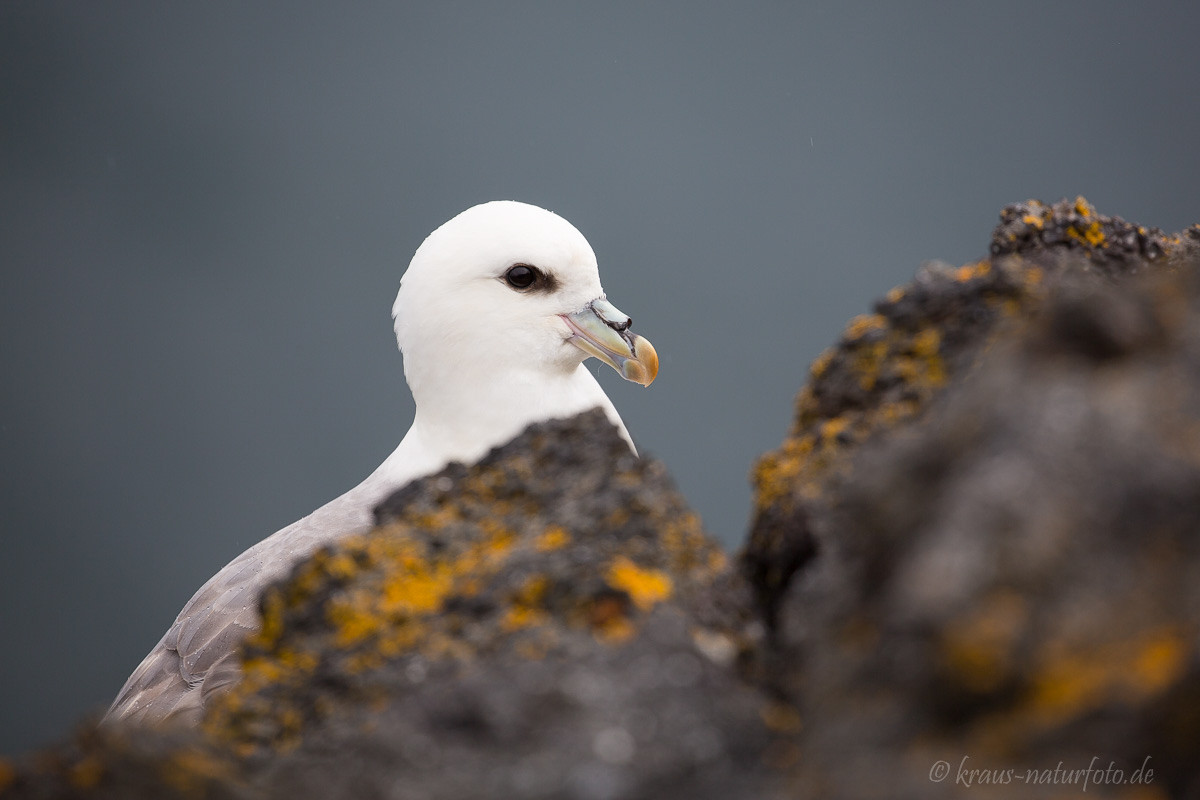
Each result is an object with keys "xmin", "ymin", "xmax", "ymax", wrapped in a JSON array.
[{"xmin": 2, "ymin": 1, "xmax": 1198, "ymax": 754}]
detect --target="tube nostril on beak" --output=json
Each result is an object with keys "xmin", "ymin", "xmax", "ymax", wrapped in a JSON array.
[
  {"xmin": 589, "ymin": 298, "xmax": 633, "ymax": 332},
  {"xmin": 608, "ymin": 316, "xmax": 632, "ymax": 332}
]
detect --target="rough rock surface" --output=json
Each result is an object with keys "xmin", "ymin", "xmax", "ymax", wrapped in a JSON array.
[
  {"xmin": 747, "ymin": 197, "xmax": 1200, "ymax": 628},
  {"xmin": 6, "ymin": 198, "xmax": 1200, "ymax": 799},
  {"xmin": 202, "ymin": 409, "xmax": 784, "ymax": 799},
  {"xmin": 747, "ymin": 197, "xmax": 1200, "ymax": 798},
  {"xmin": 781, "ymin": 265, "xmax": 1200, "ymax": 799}
]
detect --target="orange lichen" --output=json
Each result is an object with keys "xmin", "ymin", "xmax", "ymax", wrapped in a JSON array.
[
  {"xmin": 939, "ymin": 592, "xmax": 1029, "ymax": 693},
  {"xmin": 844, "ymin": 313, "xmax": 887, "ymax": 340},
  {"xmin": 818, "ymin": 416, "xmax": 850, "ymax": 442},
  {"xmin": 160, "ymin": 750, "xmax": 233, "ymax": 795},
  {"xmin": 380, "ymin": 561, "xmax": 454, "ymax": 616},
  {"xmin": 1130, "ymin": 629, "xmax": 1188, "ymax": 693},
  {"xmin": 203, "ymin": 411, "xmax": 729, "ymax": 755},
  {"xmin": 809, "ymin": 348, "xmax": 835, "ymax": 379},
  {"xmin": 502, "ymin": 575, "xmax": 551, "ymax": 632},
  {"xmin": 852, "ymin": 340, "xmax": 889, "ymax": 391},
  {"xmin": 585, "ymin": 589, "xmax": 638, "ymax": 643},
  {"xmin": 759, "ymin": 701, "xmax": 803, "ymax": 733},
  {"xmin": 1026, "ymin": 627, "xmax": 1189, "ymax": 725},
  {"xmin": 1067, "ymin": 220, "xmax": 1106, "ymax": 248},
  {"xmin": 954, "ymin": 261, "xmax": 991, "ymax": 282},
  {"xmin": 606, "ymin": 557, "xmax": 673, "ymax": 611},
  {"xmin": 67, "ymin": 756, "xmax": 105, "ymax": 790},
  {"xmin": 752, "ymin": 258, "xmax": 1048, "ymax": 522},
  {"xmin": 534, "ymin": 525, "xmax": 571, "ymax": 552}
]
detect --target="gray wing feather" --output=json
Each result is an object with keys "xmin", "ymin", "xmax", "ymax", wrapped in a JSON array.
[{"xmin": 103, "ymin": 476, "xmax": 386, "ymax": 725}]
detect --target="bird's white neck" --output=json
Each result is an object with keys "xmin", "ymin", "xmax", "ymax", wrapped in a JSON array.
[
  {"xmin": 371, "ymin": 360, "xmax": 632, "ymax": 492},
  {"xmin": 420, "ymin": 362, "xmax": 617, "ymax": 455}
]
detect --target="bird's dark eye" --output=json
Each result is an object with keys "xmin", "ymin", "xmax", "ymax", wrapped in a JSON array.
[{"xmin": 504, "ymin": 264, "xmax": 539, "ymax": 290}]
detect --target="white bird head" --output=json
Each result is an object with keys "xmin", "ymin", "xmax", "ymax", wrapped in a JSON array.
[{"xmin": 392, "ymin": 201, "xmax": 658, "ymax": 404}]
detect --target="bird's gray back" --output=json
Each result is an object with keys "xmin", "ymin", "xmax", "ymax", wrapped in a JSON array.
[{"xmin": 103, "ymin": 477, "xmax": 385, "ymax": 725}]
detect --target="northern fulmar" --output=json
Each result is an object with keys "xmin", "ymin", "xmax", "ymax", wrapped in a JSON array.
[{"xmin": 104, "ymin": 200, "xmax": 658, "ymax": 725}]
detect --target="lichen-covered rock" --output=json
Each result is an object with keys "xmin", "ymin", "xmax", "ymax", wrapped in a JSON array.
[
  {"xmin": 743, "ymin": 199, "xmax": 1200, "ymax": 798},
  {"xmin": 990, "ymin": 196, "xmax": 1197, "ymax": 270},
  {"xmin": 196, "ymin": 409, "xmax": 788, "ymax": 799},
  {"xmin": 782, "ymin": 265, "xmax": 1200, "ymax": 798},
  {"xmin": 745, "ymin": 197, "xmax": 1200, "ymax": 628},
  {"xmin": 205, "ymin": 409, "xmax": 729, "ymax": 750},
  {"xmin": 0, "ymin": 724, "xmax": 246, "ymax": 800}
]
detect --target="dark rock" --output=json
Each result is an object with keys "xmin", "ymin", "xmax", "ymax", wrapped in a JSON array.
[
  {"xmin": 746, "ymin": 197, "xmax": 1199, "ymax": 633},
  {"xmin": 780, "ymin": 266, "xmax": 1200, "ymax": 798},
  {"xmin": 745, "ymin": 199, "xmax": 1200, "ymax": 797},
  {"xmin": 990, "ymin": 196, "xmax": 1188, "ymax": 273},
  {"xmin": 0, "ymin": 724, "xmax": 248, "ymax": 800}
]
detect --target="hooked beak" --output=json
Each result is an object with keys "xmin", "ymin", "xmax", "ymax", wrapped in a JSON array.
[{"xmin": 561, "ymin": 298, "xmax": 659, "ymax": 387}]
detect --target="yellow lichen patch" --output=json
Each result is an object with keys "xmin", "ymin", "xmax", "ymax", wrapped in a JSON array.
[
  {"xmin": 1130, "ymin": 629, "xmax": 1188, "ymax": 693},
  {"xmin": 809, "ymin": 347, "xmax": 835, "ymax": 379},
  {"xmin": 1022, "ymin": 213, "xmax": 1045, "ymax": 229},
  {"xmin": 752, "ymin": 445, "xmax": 805, "ymax": 508},
  {"xmin": 68, "ymin": 755, "xmax": 105, "ymax": 790},
  {"xmin": 323, "ymin": 551, "xmax": 360, "ymax": 581},
  {"xmin": 276, "ymin": 647, "xmax": 317, "ymax": 674},
  {"xmin": 535, "ymin": 525, "xmax": 571, "ymax": 552},
  {"xmin": 1026, "ymin": 627, "xmax": 1190, "ymax": 725},
  {"xmin": 954, "ymin": 260, "xmax": 991, "ymax": 282},
  {"xmin": 851, "ymin": 340, "xmax": 889, "ymax": 391},
  {"xmin": 885, "ymin": 286, "xmax": 906, "ymax": 303},
  {"xmin": 160, "ymin": 749, "xmax": 231, "ymax": 796},
  {"xmin": 380, "ymin": 560, "xmax": 454, "ymax": 616},
  {"xmin": 592, "ymin": 618, "xmax": 638, "ymax": 642},
  {"xmin": 515, "ymin": 575, "xmax": 548, "ymax": 605},
  {"xmin": 241, "ymin": 655, "xmax": 285, "ymax": 684},
  {"xmin": 660, "ymin": 512, "xmax": 723, "ymax": 575},
  {"xmin": 1068, "ymin": 220, "xmax": 1106, "ymax": 248},
  {"xmin": 502, "ymin": 604, "xmax": 550, "ymax": 632},
  {"xmin": 328, "ymin": 601, "xmax": 387, "ymax": 648},
  {"xmin": 255, "ymin": 591, "xmax": 286, "ymax": 647},
  {"xmin": 607, "ymin": 556, "xmax": 673, "ymax": 611},
  {"xmin": 844, "ymin": 313, "xmax": 887, "ymax": 341},
  {"xmin": 405, "ymin": 504, "xmax": 464, "ymax": 531},
  {"xmin": 911, "ymin": 327, "xmax": 941, "ymax": 360},
  {"xmin": 345, "ymin": 650, "xmax": 385, "ymax": 674},
  {"xmin": 759, "ymin": 701, "xmax": 803, "ymax": 733},
  {"xmin": 605, "ymin": 507, "xmax": 632, "ymax": 528},
  {"xmin": 286, "ymin": 549, "xmax": 345, "ymax": 603},
  {"xmin": 583, "ymin": 590, "xmax": 632, "ymax": 638},
  {"xmin": 502, "ymin": 575, "xmax": 551, "ymax": 632},
  {"xmin": 939, "ymin": 591, "xmax": 1029, "ymax": 693},
  {"xmin": 1073, "ymin": 195, "xmax": 1094, "ymax": 217},
  {"xmin": 818, "ymin": 416, "xmax": 850, "ymax": 442}
]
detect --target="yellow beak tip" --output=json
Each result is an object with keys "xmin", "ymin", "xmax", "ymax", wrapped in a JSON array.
[{"xmin": 625, "ymin": 336, "xmax": 659, "ymax": 387}]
